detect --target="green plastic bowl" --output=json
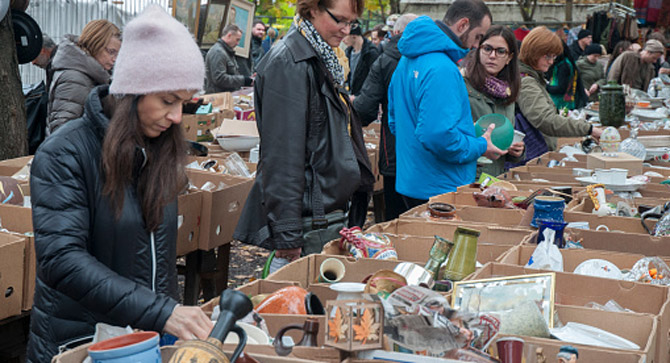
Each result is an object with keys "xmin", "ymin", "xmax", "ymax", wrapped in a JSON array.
[{"xmin": 474, "ymin": 113, "xmax": 514, "ymax": 151}]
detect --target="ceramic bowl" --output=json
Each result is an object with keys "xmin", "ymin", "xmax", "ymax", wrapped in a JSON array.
[
  {"xmin": 216, "ymin": 135, "xmax": 260, "ymax": 152},
  {"xmin": 474, "ymin": 113, "xmax": 514, "ymax": 150}
]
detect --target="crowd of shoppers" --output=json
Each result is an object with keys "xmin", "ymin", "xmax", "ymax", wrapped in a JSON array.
[{"xmin": 30, "ymin": 0, "xmax": 670, "ymax": 359}]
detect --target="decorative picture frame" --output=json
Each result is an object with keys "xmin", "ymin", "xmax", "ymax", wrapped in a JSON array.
[
  {"xmin": 451, "ymin": 272, "xmax": 556, "ymax": 328},
  {"xmin": 172, "ymin": 0, "xmax": 201, "ymax": 38},
  {"xmin": 200, "ymin": 0, "xmax": 228, "ymax": 47},
  {"xmin": 225, "ymin": 0, "xmax": 255, "ymax": 58}
]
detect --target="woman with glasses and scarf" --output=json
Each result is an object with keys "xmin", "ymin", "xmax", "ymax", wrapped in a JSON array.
[
  {"xmin": 516, "ymin": 26, "xmax": 602, "ymax": 160},
  {"xmin": 234, "ymin": 0, "xmax": 374, "ymax": 273},
  {"xmin": 47, "ymin": 19, "xmax": 121, "ymax": 135},
  {"xmin": 464, "ymin": 25, "xmax": 524, "ymax": 178}
]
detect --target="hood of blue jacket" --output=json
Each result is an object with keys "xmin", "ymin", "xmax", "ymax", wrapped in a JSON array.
[{"xmin": 398, "ymin": 16, "xmax": 468, "ymax": 63}]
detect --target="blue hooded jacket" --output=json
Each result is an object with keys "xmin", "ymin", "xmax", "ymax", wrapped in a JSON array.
[{"xmin": 388, "ymin": 16, "xmax": 487, "ymax": 200}]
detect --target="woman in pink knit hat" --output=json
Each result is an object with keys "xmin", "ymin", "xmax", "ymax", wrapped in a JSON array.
[{"xmin": 27, "ymin": 6, "xmax": 212, "ymax": 361}]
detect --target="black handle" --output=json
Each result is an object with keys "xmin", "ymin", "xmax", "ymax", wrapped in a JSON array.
[
  {"xmin": 229, "ymin": 324, "xmax": 247, "ymax": 363},
  {"xmin": 641, "ymin": 212, "xmax": 662, "ymax": 235},
  {"xmin": 273, "ymin": 324, "xmax": 303, "ymax": 356}
]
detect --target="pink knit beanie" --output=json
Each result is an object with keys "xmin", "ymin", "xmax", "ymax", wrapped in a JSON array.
[{"xmin": 110, "ymin": 5, "xmax": 204, "ymax": 95}]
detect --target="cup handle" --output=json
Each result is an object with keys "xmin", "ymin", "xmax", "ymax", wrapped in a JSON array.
[
  {"xmin": 595, "ymin": 224, "xmax": 610, "ymax": 232},
  {"xmin": 229, "ymin": 324, "xmax": 247, "ymax": 363},
  {"xmin": 273, "ymin": 324, "xmax": 303, "ymax": 356}
]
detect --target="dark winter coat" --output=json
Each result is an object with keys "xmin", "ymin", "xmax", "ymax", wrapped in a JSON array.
[
  {"xmin": 251, "ymin": 36, "xmax": 265, "ymax": 72},
  {"xmin": 27, "ymin": 85, "xmax": 179, "ymax": 362},
  {"xmin": 345, "ymin": 38, "xmax": 380, "ymax": 95},
  {"xmin": 205, "ymin": 39, "xmax": 246, "ymax": 92},
  {"xmin": 47, "ymin": 35, "xmax": 110, "ymax": 136},
  {"xmin": 233, "ymin": 25, "xmax": 374, "ymax": 251},
  {"xmin": 353, "ymin": 34, "xmax": 402, "ymax": 176}
]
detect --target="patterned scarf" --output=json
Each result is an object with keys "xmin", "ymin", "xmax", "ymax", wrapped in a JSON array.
[
  {"xmin": 483, "ymin": 75, "xmax": 512, "ymax": 100},
  {"xmin": 295, "ymin": 15, "xmax": 345, "ymax": 86}
]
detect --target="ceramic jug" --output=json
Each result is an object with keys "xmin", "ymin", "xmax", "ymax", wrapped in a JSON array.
[{"xmin": 439, "ymin": 227, "xmax": 480, "ymax": 281}]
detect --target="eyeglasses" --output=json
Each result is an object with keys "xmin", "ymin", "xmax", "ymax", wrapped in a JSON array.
[
  {"xmin": 480, "ymin": 44, "xmax": 509, "ymax": 57},
  {"xmin": 543, "ymin": 54, "xmax": 558, "ymax": 61},
  {"xmin": 104, "ymin": 47, "xmax": 119, "ymax": 57},
  {"xmin": 323, "ymin": 7, "xmax": 359, "ymax": 30}
]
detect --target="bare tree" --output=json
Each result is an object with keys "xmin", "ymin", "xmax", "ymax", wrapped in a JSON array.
[
  {"xmin": 516, "ymin": 0, "xmax": 538, "ymax": 23},
  {"xmin": 0, "ymin": 10, "xmax": 28, "ymax": 160}
]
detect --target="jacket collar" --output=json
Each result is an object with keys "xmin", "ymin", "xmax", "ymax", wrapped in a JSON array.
[
  {"xmin": 284, "ymin": 25, "xmax": 320, "ymax": 63},
  {"xmin": 217, "ymin": 39, "xmax": 236, "ymax": 55},
  {"xmin": 519, "ymin": 61, "xmax": 545, "ymax": 83},
  {"xmin": 385, "ymin": 34, "xmax": 402, "ymax": 60},
  {"xmin": 435, "ymin": 20, "xmax": 466, "ymax": 50},
  {"xmin": 83, "ymin": 85, "xmax": 111, "ymax": 140}
]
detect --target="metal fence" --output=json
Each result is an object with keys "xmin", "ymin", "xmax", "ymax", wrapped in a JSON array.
[{"xmin": 20, "ymin": 0, "xmax": 171, "ymax": 86}]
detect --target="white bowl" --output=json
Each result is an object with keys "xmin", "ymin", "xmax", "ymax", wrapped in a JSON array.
[
  {"xmin": 216, "ymin": 322, "xmax": 270, "ymax": 345},
  {"xmin": 216, "ymin": 135, "xmax": 260, "ymax": 152}
]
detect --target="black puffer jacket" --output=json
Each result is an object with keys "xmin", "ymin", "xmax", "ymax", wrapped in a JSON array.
[
  {"xmin": 27, "ymin": 85, "xmax": 179, "ymax": 362},
  {"xmin": 353, "ymin": 34, "xmax": 402, "ymax": 176},
  {"xmin": 346, "ymin": 38, "xmax": 380, "ymax": 95},
  {"xmin": 233, "ymin": 25, "xmax": 374, "ymax": 251}
]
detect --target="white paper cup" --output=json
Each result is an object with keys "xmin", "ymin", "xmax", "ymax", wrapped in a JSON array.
[{"xmin": 512, "ymin": 130, "xmax": 526, "ymax": 144}]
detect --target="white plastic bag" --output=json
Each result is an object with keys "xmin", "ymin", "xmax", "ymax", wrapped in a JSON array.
[{"xmin": 526, "ymin": 229, "xmax": 564, "ymax": 272}]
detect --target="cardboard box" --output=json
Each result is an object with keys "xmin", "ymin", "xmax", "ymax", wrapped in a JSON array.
[
  {"xmin": 0, "ymin": 203, "xmax": 34, "ymax": 311},
  {"xmin": 187, "ymin": 170, "xmax": 253, "ymax": 250},
  {"xmin": 429, "ymin": 190, "xmax": 533, "ymax": 207},
  {"xmin": 186, "ymin": 155, "xmax": 256, "ymax": 177},
  {"xmin": 322, "ymin": 234, "xmax": 515, "ymax": 267},
  {"xmin": 52, "ymin": 343, "xmax": 329, "ymax": 363},
  {"xmin": 467, "ymin": 263, "xmax": 669, "ymax": 317},
  {"xmin": 401, "ymin": 205, "xmax": 529, "ymax": 227},
  {"xmin": 499, "ymin": 244, "xmax": 670, "ymax": 273},
  {"xmin": 528, "ymin": 228, "xmax": 670, "ymax": 257},
  {"xmin": 587, "ymin": 152, "xmax": 644, "ymax": 176},
  {"xmin": 367, "ymin": 219, "xmax": 532, "ymax": 246},
  {"xmin": 0, "ymin": 155, "xmax": 33, "ymax": 178},
  {"xmin": 176, "ymin": 191, "xmax": 201, "ymax": 256},
  {"xmin": 492, "ymin": 333, "xmax": 647, "ymax": 363},
  {"xmin": 199, "ymin": 92, "xmax": 233, "ymax": 110},
  {"xmin": 0, "ymin": 232, "xmax": 25, "ymax": 320},
  {"xmin": 181, "ymin": 113, "xmax": 221, "ymax": 142}
]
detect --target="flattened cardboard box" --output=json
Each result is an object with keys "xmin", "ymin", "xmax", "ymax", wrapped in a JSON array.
[
  {"xmin": 0, "ymin": 203, "xmax": 34, "ymax": 311},
  {"xmin": 186, "ymin": 170, "xmax": 253, "ymax": 250},
  {"xmin": 176, "ymin": 191, "xmax": 201, "ymax": 256},
  {"xmin": 0, "ymin": 232, "xmax": 25, "ymax": 320}
]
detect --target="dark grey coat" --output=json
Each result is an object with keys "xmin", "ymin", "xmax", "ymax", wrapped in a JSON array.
[
  {"xmin": 27, "ymin": 85, "xmax": 179, "ymax": 362},
  {"xmin": 205, "ymin": 39, "xmax": 246, "ymax": 93},
  {"xmin": 47, "ymin": 35, "xmax": 110, "ymax": 136}
]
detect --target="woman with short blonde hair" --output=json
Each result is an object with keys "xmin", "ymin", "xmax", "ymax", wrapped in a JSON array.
[
  {"xmin": 515, "ymin": 26, "xmax": 602, "ymax": 161},
  {"xmin": 47, "ymin": 19, "xmax": 121, "ymax": 135}
]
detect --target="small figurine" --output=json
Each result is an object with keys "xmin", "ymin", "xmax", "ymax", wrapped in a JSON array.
[{"xmin": 557, "ymin": 345, "xmax": 578, "ymax": 363}]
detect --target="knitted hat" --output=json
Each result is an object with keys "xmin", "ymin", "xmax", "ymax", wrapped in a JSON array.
[
  {"xmin": 644, "ymin": 39, "xmax": 665, "ymax": 53},
  {"xmin": 585, "ymin": 43, "xmax": 602, "ymax": 56},
  {"xmin": 577, "ymin": 29, "xmax": 592, "ymax": 40},
  {"xmin": 110, "ymin": 5, "xmax": 204, "ymax": 95}
]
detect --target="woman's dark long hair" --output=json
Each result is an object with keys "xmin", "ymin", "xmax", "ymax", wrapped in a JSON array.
[
  {"xmin": 101, "ymin": 95, "xmax": 188, "ymax": 232},
  {"xmin": 465, "ymin": 25, "xmax": 520, "ymax": 106}
]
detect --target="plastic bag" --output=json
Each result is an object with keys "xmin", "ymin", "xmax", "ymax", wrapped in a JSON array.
[{"xmin": 526, "ymin": 229, "xmax": 563, "ymax": 272}]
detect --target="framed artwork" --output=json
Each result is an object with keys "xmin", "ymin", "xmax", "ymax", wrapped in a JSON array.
[
  {"xmin": 172, "ymin": 0, "xmax": 201, "ymax": 38},
  {"xmin": 451, "ymin": 273, "xmax": 556, "ymax": 328},
  {"xmin": 200, "ymin": 0, "xmax": 228, "ymax": 46},
  {"xmin": 225, "ymin": 0, "xmax": 255, "ymax": 58}
]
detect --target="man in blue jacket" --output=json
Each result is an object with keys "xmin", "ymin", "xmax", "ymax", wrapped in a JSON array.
[{"xmin": 388, "ymin": 0, "xmax": 505, "ymax": 208}]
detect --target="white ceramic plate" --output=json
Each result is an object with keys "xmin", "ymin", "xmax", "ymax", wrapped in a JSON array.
[
  {"xmin": 573, "ymin": 259, "xmax": 623, "ymax": 280},
  {"xmin": 216, "ymin": 135, "xmax": 260, "ymax": 152},
  {"xmin": 215, "ymin": 322, "xmax": 270, "ymax": 345},
  {"xmin": 630, "ymin": 108, "xmax": 667, "ymax": 121},
  {"xmin": 574, "ymin": 176, "xmax": 645, "ymax": 192},
  {"xmin": 550, "ymin": 322, "xmax": 640, "ymax": 350}
]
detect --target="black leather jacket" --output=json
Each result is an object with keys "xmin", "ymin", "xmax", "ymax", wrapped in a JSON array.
[
  {"xmin": 27, "ymin": 85, "xmax": 179, "ymax": 362},
  {"xmin": 353, "ymin": 34, "xmax": 402, "ymax": 176},
  {"xmin": 233, "ymin": 26, "xmax": 374, "ymax": 251}
]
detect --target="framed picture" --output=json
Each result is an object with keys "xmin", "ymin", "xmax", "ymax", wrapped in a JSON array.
[
  {"xmin": 451, "ymin": 273, "xmax": 556, "ymax": 328},
  {"xmin": 172, "ymin": 0, "xmax": 201, "ymax": 38},
  {"xmin": 225, "ymin": 0, "xmax": 255, "ymax": 58},
  {"xmin": 200, "ymin": 0, "xmax": 228, "ymax": 46}
]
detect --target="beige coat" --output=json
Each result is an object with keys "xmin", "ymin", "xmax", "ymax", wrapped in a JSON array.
[{"xmin": 608, "ymin": 50, "xmax": 656, "ymax": 90}]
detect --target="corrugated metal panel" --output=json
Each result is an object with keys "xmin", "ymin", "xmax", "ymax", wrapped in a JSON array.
[{"xmin": 20, "ymin": 0, "xmax": 172, "ymax": 86}]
